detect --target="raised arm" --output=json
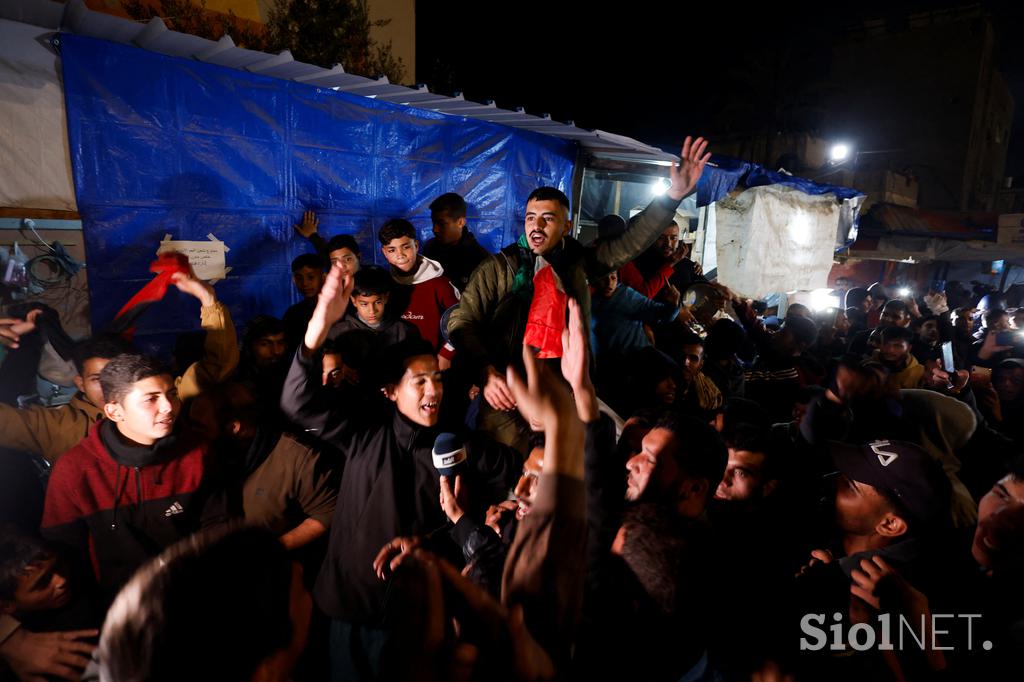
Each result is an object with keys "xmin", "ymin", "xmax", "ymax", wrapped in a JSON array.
[
  {"xmin": 589, "ymin": 136, "xmax": 711, "ymax": 276},
  {"xmin": 280, "ymin": 263, "xmax": 355, "ymax": 444},
  {"xmin": 502, "ymin": 329, "xmax": 587, "ymax": 668},
  {"xmin": 171, "ymin": 269, "xmax": 239, "ymax": 400},
  {"xmin": 294, "ymin": 210, "xmax": 331, "ymax": 259}
]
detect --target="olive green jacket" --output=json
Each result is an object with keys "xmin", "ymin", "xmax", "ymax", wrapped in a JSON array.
[{"xmin": 448, "ymin": 193, "xmax": 682, "ymax": 380}]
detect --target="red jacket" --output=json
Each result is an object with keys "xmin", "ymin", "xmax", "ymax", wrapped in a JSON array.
[
  {"xmin": 392, "ymin": 256, "xmax": 460, "ymax": 358},
  {"xmin": 41, "ymin": 421, "xmax": 225, "ymax": 601},
  {"xmin": 618, "ymin": 260, "xmax": 674, "ymax": 299}
]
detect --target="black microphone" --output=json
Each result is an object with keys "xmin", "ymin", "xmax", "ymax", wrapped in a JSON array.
[{"xmin": 432, "ymin": 432, "xmax": 467, "ymax": 478}]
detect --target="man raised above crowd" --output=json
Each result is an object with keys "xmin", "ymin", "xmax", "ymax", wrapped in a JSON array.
[
  {"xmin": 422, "ymin": 192, "xmax": 490, "ymax": 292},
  {"xmin": 448, "ymin": 136, "xmax": 711, "ymax": 451}
]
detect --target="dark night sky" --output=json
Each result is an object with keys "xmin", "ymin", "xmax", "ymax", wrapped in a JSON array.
[{"xmin": 417, "ymin": 0, "xmax": 1024, "ymax": 176}]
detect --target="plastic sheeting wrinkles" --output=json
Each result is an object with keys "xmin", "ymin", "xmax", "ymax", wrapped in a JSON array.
[
  {"xmin": 60, "ymin": 34, "xmax": 576, "ymax": 354},
  {"xmin": 715, "ymin": 185, "xmax": 840, "ymax": 298}
]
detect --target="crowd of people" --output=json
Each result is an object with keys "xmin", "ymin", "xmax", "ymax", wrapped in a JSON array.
[{"xmin": 1, "ymin": 135, "xmax": 1022, "ymax": 681}]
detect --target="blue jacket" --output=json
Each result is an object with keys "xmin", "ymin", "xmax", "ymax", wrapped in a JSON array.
[{"xmin": 590, "ymin": 285, "xmax": 679, "ymax": 357}]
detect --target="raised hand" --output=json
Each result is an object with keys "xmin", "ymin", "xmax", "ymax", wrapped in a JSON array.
[
  {"xmin": 294, "ymin": 210, "xmax": 320, "ymax": 239},
  {"xmin": 507, "ymin": 344, "xmax": 576, "ymax": 433},
  {"xmin": 667, "ymin": 136, "xmax": 711, "ymax": 201},
  {"xmin": 170, "ymin": 264, "xmax": 216, "ymax": 306},
  {"xmin": 0, "ymin": 309, "xmax": 43, "ymax": 349},
  {"xmin": 304, "ymin": 262, "xmax": 354, "ymax": 352},
  {"xmin": 560, "ymin": 298, "xmax": 598, "ymax": 422}
]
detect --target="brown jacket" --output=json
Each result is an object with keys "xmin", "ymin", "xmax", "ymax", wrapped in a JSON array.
[
  {"xmin": 242, "ymin": 433, "xmax": 338, "ymax": 536},
  {"xmin": 0, "ymin": 302, "xmax": 238, "ymax": 463}
]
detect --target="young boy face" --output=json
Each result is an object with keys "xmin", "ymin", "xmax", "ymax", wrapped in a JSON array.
[
  {"xmin": 4, "ymin": 555, "xmax": 72, "ymax": 614},
  {"xmin": 384, "ymin": 354, "xmax": 443, "ymax": 427},
  {"xmin": 292, "ymin": 266, "xmax": 325, "ymax": 300},
  {"xmin": 880, "ymin": 339, "xmax": 910, "ymax": 365},
  {"xmin": 595, "ymin": 272, "xmax": 618, "ymax": 298},
  {"xmin": 104, "ymin": 374, "xmax": 181, "ymax": 446},
  {"xmin": 381, "ymin": 237, "xmax": 418, "ymax": 273},
  {"xmin": 329, "ymin": 248, "xmax": 360, "ymax": 278},
  {"xmin": 354, "ymin": 293, "xmax": 388, "ymax": 326},
  {"xmin": 430, "ymin": 210, "xmax": 464, "ymax": 245},
  {"xmin": 75, "ymin": 356, "xmax": 113, "ymax": 407}
]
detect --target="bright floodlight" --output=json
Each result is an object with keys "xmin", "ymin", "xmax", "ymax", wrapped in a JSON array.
[
  {"xmin": 809, "ymin": 288, "xmax": 840, "ymax": 312},
  {"xmin": 830, "ymin": 144, "xmax": 850, "ymax": 162},
  {"xmin": 898, "ymin": 287, "xmax": 912, "ymax": 298},
  {"xmin": 651, "ymin": 178, "xmax": 669, "ymax": 197}
]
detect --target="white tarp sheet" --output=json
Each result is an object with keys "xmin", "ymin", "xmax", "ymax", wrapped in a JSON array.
[
  {"xmin": 715, "ymin": 184, "xmax": 840, "ymax": 298},
  {"xmin": 0, "ymin": 19, "xmax": 76, "ymax": 211}
]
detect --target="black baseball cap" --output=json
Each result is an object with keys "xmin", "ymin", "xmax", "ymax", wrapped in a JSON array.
[{"xmin": 828, "ymin": 440, "xmax": 952, "ymax": 526}]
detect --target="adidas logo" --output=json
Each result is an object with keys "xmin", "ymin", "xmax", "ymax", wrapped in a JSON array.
[{"xmin": 164, "ymin": 502, "xmax": 184, "ymax": 517}]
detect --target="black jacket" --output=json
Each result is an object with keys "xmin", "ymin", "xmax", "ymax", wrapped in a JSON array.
[
  {"xmin": 422, "ymin": 228, "xmax": 490, "ymax": 292},
  {"xmin": 280, "ymin": 348, "xmax": 521, "ymax": 624}
]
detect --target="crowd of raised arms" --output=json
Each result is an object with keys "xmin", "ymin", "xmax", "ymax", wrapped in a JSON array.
[{"xmin": 1, "ymin": 136, "xmax": 1022, "ymax": 682}]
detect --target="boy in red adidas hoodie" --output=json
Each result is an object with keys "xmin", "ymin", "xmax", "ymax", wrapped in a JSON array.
[
  {"xmin": 41, "ymin": 354, "xmax": 228, "ymax": 605},
  {"xmin": 378, "ymin": 219, "xmax": 460, "ymax": 369}
]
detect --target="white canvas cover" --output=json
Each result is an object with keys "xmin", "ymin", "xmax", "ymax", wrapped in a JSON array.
[
  {"xmin": 0, "ymin": 19, "xmax": 76, "ymax": 211},
  {"xmin": 715, "ymin": 184, "xmax": 840, "ymax": 298}
]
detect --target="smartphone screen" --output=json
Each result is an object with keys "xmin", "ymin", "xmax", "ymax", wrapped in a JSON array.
[{"xmin": 941, "ymin": 341, "xmax": 955, "ymax": 373}]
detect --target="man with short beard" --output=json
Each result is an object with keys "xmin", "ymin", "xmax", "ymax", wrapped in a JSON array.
[{"xmin": 448, "ymin": 136, "xmax": 711, "ymax": 452}]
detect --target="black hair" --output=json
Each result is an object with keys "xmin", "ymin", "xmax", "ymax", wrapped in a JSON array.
[
  {"xmin": 781, "ymin": 315, "xmax": 819, "ymax": 348},
  {"xmin": 72, "ymin": 334, "xmax": 133, "ymax": 376},
  {"xmin": 984, "ymin": 308, "xmax": 1009, "ymax": 328},
  {"xmin": 678, "ymin": 330, "xmax": 704, "ymax": 348},
  {"xmin": 352, "ymin": 266, "xmax": 393, "ymax": 298},
  {"xmin": 291, "ymin": 253, "xmax": 326, "ymax": 273},
  {"xmin": 730, "ymin": 423, "xmax": 785, "ymax": 482},
  {"xmin": 880, "ymin": 325, "xmax": 915, "ymax": 344},
  {"xmin": 325, "ymin": 234, "xmax": 360, "ymax": 256},
  {"xmin": 527, "ymin": 431, "xmax": 546, "ymax": 451},
  {"xmin": 881, "ymin": 299, "xmax": 909, "ymax": 317},
  {"xmin": 845, "ymin": 307, "xmax": 867, "ymax": 328},
  {"xmin": 378, "ymin": 218, "xmax": 417, "ymax": 245},
  {"xmin": 618, "ymin": 503, "xmax": 688, "ymax": 617},
  {"xmin": 786, "ymin": 303, "xmax": 811, "ymax": 319},
  {"xmin": 844, "ymin": 287, "xmax": 870, "ymax": 309},
  {"xmin": 98, "ymin": 526, "xmax": 294, "ymax": 682},
  {"xmin": 376, "ymin": 337, "xmax": 438, "ymax": 388},
  {"xmin": 703, "ymin": 319, "xmax": 747, "ymax": 359},
  {"xmin": 242, "ymin": 316, "xmax": 285, "ymax": 352},
  {"xmin": 719, "ymin": 397, "xmax": 770, "ymax": 447},
  {"xmin": 526, "ymin": 186, "xmax": 570, "ymax": 212},
  {"xmin": 99, "ymin": 354, "xmax": 171, "ymax": 404},
  {"xmin": 1010, "ymin": 454, "xmax": 1024, "ymax": 480},
  {"xmin": 652, "ymin": 413, "xmax": 728, "ymax": 501},
  {"xmin": 0, "ymin": 527, "xmax": 54, "ymax": 602},
  {"xmin": 429, "ymin": 193, "xmax": 466, "ymax": 219}
]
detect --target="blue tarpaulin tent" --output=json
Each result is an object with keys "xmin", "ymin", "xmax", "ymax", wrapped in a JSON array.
[{"xmin": 60, "ymin": 33, "xmax": 576, "ymax": 354}]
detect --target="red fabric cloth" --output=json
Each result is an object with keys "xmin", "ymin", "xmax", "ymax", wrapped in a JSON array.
[
  {"xmin": 111, "ymin": 252, "xmax": 192, "ymax": 334},
  {"xmin": 523, "ymin": 265, "xmax": 568, "ymax": 358},
  {"xmin": 618, "ymin": 260, "xmax": 674, "ymax": 299}
]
